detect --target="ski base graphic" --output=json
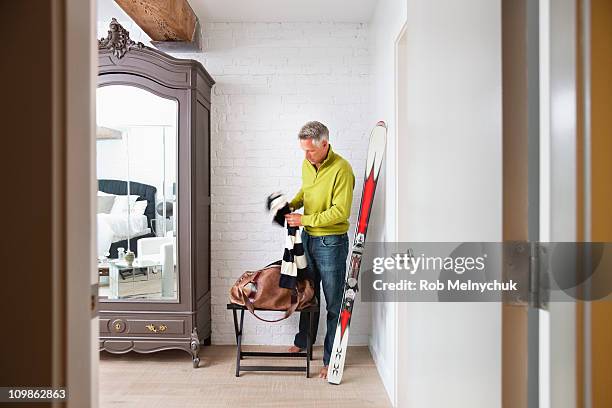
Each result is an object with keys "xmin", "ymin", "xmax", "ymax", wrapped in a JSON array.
[{"xmin": 327, "ymin": 121, "xmax": 387, "ymax": 385}]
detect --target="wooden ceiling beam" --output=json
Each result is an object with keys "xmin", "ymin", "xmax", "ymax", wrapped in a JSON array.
[{"xmin": 114, "ymin": 0, "xmax": 201, "ymax": 51}]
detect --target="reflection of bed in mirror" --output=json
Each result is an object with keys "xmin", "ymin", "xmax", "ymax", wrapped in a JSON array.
[{"xmin": 97, "ymin": 179, "xmax": 156, "ymax": 258}]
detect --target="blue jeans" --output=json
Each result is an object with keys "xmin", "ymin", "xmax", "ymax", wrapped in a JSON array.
[{"xmin": 294, "ymin": 230, "xmax": 349, "ymax": 366}]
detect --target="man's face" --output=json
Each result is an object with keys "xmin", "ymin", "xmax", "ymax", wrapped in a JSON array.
[{"xmin": 300, "ymin": 138, "xmax": 329, "ymax": 165}]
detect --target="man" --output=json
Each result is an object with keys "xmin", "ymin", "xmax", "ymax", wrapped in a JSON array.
[{"xmin": 284, "ymin": 121, "xmax": 355, "ymax": 379}]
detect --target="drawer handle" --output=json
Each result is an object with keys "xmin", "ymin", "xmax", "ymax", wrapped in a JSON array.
[
  {"xmin": 145, "ymin": 324, "xmax": 168, "ymax": 333},
  {"xmin": 111, "ymin": 319, "xmax": 125, "ymax": 333}
]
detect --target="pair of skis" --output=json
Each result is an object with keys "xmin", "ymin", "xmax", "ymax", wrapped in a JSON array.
[{"xmin": 327, "ymin": 121, "xmax": 387, "ymax": 385}]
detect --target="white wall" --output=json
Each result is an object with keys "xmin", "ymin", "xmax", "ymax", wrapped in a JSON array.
[
  {"xmin": 177, "ymin": 23, "xmax": 373, "ymax": 346},
  {"xmin": 368, "ymin": 0, "xmax": 408, "ymax": 403},
  {"xmin": 394, "ymin": 0, "xmax": 503, "ymax": 407}
]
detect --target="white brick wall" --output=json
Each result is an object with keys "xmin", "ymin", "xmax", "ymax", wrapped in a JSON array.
[{"xmin": 177, "ymin": 22, "xmax": 372, "ymax": 347}]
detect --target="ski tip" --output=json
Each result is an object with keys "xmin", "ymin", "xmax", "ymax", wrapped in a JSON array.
[{"xmin": 376, "ymin": 120, "xmax": 387, "ymax": 128}]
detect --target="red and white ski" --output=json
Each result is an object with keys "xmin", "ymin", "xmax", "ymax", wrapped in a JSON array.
[{"xmin": 328, "ymin": 121, "xmax": 387, "ymax": 385}]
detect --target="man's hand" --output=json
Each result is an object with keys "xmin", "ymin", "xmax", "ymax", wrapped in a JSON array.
[{"xmin": 285, "ymin": 213, "xmax": 303, "ymax": 227}]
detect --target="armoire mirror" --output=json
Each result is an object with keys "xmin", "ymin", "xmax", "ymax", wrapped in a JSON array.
[{"xmin": 96, "ymin": 84, "xmax": 179, "ymax": 301}]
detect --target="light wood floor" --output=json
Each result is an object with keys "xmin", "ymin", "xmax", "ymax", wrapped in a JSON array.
[{"xmin": 99, "ymin": 345, "xmax": 392, "ymax": 407}]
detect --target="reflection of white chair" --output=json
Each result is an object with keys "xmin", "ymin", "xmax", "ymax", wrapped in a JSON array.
[
  {"xmin": 137, "ymin": 237, "xmax": 172, "ymax": 261},
  {"xmin": 165, "ymin": 230, "xmax": 177, "ymax": 266},
  {"xmin": 137, "ymin": 237, "xmax": 175, "ymax": 297}
]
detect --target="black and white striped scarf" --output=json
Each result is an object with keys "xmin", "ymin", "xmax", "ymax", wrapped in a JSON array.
[{"xmin": 267, "ymin": 193, "xmax": 308, "ymax": 289}]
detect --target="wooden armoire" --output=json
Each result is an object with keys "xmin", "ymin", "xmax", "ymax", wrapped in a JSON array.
[{"xmin": 96, "ymin": 18, "xmax": 213, "ymax": 367}]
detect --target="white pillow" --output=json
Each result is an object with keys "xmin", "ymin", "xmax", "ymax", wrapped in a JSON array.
[
  {"xmin": 131, "ymin": 200, "xmax": 148, "ymax": 216},
  {"xmin": 110, "ymin": 194, "xmax": 139, "ymax": 214},
  {"xmin": 97, "ymin": 195, "xmax": 115, "ymax": 214},
  {"xmin": 98, "ymin": 190, "xmax": 114, "ymax": 196}
]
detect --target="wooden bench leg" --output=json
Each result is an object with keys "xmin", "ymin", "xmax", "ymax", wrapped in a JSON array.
[
  {"xmin": 306, "ymin": 311, "xmax": 311, "ymax": 378},
  {"xmin": 308, "ymin": 310, "xmax": 314, "ymax": 361},
  {"xmin": 239, "ymin": 310, "xmax": 245, "ymax": 360},
  {"xmin": 232, "ymin": 308, "xmax": 239, "ymax": 344},
  {"xmin": 232, "ymin": 308, "xmax": 245, "ymax": 377}
]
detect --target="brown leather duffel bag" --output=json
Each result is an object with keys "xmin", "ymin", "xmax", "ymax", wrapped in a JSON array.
[{"xmin": 229, "ymin": 261, "xmax": 316, "ymax": 322}]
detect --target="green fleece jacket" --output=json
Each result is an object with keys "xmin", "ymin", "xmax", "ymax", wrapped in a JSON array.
[{"xmin": 289, "ymin": 145, "xmax": 355, "ymax": 236}]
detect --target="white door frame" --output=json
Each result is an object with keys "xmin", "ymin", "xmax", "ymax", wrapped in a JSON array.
[
  {"xmin": 542, "ymin": 0, "xmax": 583, "ymax": 407},
  {"xmin": 393, "ymin": 21, "xmax": 407, "ymax": 408},
  {"xmin": 65, "ymin": 0, "xmax": 97, "ymax": 406}
]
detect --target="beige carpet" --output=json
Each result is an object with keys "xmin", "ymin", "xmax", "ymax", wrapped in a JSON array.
[{"xmin": 99, "ymin": 345, "xmax": 392, "ymax": 407}]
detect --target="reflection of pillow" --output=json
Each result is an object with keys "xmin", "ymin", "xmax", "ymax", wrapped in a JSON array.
[
  {"xmin": 131, "ymin": 200, "xmax": 148, "ymax": 216},
  {"xmin": 97, "ymin": 195, "xmax": 115, "ymax": 214},
  {"xmin": 110, "ymin": 194, "xmax": 139, "ymax": 214}
]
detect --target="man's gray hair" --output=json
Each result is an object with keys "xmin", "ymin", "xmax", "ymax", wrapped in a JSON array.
[{"xmin": 298, "ymin": 121, "xmax": 329, "ymax": 146}]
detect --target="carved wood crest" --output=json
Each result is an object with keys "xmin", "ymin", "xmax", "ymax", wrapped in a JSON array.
[{"xmin": 98, "ymin": 18, "xmax": 145, "ymax": 59}]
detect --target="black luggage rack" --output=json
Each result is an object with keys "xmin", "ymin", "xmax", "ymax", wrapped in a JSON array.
[{"xmin": 227, "ymin": 303, "xmax": 317, "ymax": 378}]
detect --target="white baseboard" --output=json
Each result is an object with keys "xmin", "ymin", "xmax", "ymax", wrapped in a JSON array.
[{"xmin": 369, "ymin": 336, "xmax": 395, "ymax": 406}]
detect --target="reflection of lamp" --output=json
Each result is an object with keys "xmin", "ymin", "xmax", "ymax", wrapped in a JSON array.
[
  {"xmin": 155, "ymin": 201, "xmax": 174, "ymax": 237},
  {"xmin": 156, "ymin": 201, "xmax": 173, "ymax": 218}
]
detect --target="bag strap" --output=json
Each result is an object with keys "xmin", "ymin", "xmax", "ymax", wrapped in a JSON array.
[
  {"xmin": 264, "ymin": 260, "xmax": 282, "ymax": 268},
  {"xmin": 240, "ymin": 286, "xmax": 301, "ymax": 323}
]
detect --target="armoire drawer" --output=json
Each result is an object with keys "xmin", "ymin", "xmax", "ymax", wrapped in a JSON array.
[{"xmin": 100, "ymin": 317, "xmax": 188, "ymax": 336}]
